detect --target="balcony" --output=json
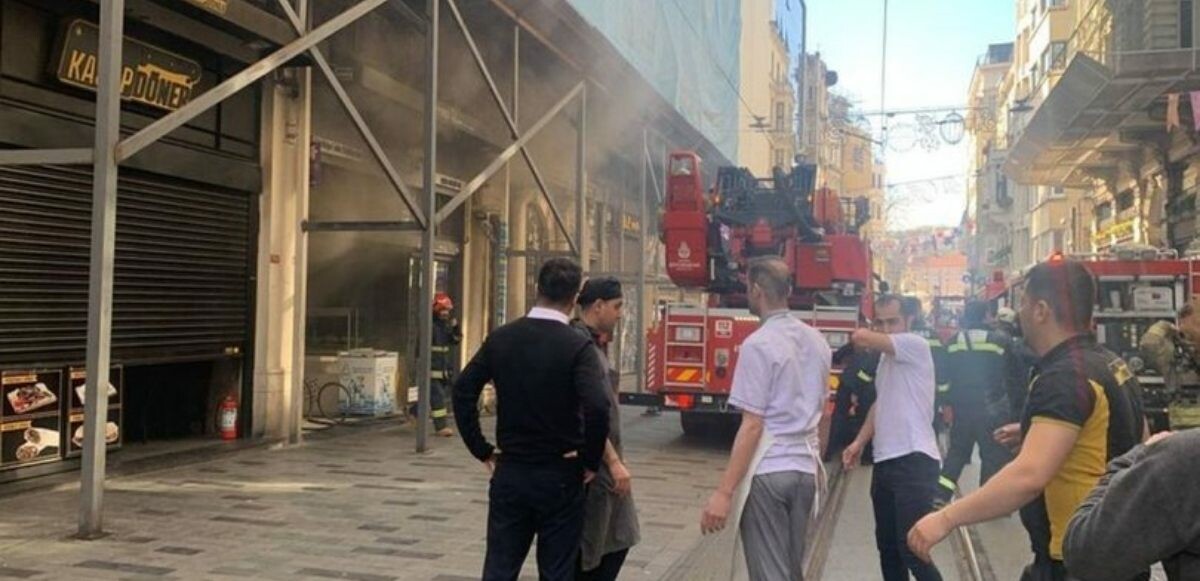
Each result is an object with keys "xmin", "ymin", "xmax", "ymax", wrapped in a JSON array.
[{"xmin": 1006, "ymin": 0, "xmax": 1200, "ymax": 186}]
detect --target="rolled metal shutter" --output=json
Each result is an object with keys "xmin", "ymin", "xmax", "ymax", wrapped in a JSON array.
[{"xmin": 0, "ymin": 165, "xmax": 252, "ymax": 367}]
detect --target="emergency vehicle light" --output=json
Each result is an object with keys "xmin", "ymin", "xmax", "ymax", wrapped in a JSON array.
[{"xmin": 665, "ymin": 394, "xmax": 695, "ymax": 410}]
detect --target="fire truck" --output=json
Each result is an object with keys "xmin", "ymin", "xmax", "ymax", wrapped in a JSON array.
[
  {"xmin": 1002, "ymin": 247, "xmax": 1200, "ymax": 431},
  {"xmin": 642, "ymin": 151, "xmax": 875, "ymax": 434}
]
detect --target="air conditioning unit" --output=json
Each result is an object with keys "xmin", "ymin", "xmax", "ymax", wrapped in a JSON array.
[{"xmin": 436, "ymin": 174, "xmax": 464, "ymax": 195}]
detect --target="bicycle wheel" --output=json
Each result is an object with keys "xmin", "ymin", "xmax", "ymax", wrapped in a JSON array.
[{"xmin": 316, "ymin": 381, "xmax": 352, "ymax": 424}]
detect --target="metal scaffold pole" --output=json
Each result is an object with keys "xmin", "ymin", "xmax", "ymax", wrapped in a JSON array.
[
  {"xmin": 576, "ymin": 85, "xmax": 587, "ymax": 263},
  {"xmin": 637, "ymin": 128, "xmax": 649, "ymax": 392},
  {"xmin": 417, "ymin": 0, "xmax": 440, "ymax": 454},
  {"xmin": 79, "ymin": 0, "xmax": 125, "ymax": 539}
]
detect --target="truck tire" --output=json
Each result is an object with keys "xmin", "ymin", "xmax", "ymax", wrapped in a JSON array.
[{"xmin": 680, "ymin": 411, "xmax": 705, "ymax": 437}]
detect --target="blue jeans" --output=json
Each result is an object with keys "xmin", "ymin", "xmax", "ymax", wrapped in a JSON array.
[
  {"xmin": 871, "ymin": 453, "xmax": 944, "ymax": 581},
  {"xmin": 483, "ymin": 460, "xmax": 585, "ymax": 581}
]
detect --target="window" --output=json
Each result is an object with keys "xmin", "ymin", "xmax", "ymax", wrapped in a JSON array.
[
  {"xmin": 1096, "ymin": 201, "xmax": 1114, "ymax": 221},
  {"xmin": 853, "ymin": 146, "xmax": 865, "ymax": 170},
  {"xmin": 775, "ymin": 102, "xmax": 786, "ymax": 131},
  {"xmin": 1050, "ymin": 186, "xmax": 1066, "ymax": 198},
  {"xmin": 774, "ymin": 149, "xmax": 786, "ymax": 168},
  {"xmin": 1047, "ymin": 41, "xmax": 1067, "ymax": 70},
  {"xmin": 1052, "ymin": 229, "xmax": 1065, "ymax": 252},
  {"xmin": 1117, "ymin": 190, "xmax": 1135, "ymax": 211},
  {"xmin": 1048, "ymin": 0, "xmax": 1067, "ymax": 7},
  {"xmin": 1183, "ymin": 0, "xmax": 1194, "ymax": 48}
]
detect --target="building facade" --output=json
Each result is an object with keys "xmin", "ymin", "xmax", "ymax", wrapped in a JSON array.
[
  {"xmin": 1005, "ymin": 0, "xmax": 1200, "ymax": 260},
  {"xmin": 739, "ymin": 0, "xmax": 797, "ymax": 177},
  {"xmin": 0, "ymin": 0, "xmax": 731, "ymax": 481}
]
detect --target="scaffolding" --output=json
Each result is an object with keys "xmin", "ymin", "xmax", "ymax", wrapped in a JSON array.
[{"xmin": 0, "ymin": 0, "xmax": 679, "ymax": 538}]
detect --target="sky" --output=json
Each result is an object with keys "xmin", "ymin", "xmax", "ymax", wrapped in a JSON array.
[{"xmin": 783, "ymin": 0, "xmax": 1015, "ymax": 231}]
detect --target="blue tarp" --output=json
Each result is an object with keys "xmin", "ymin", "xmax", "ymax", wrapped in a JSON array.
[{"xmin": 567, "ymin": 0, "xmax": 742, "ymax": 162}]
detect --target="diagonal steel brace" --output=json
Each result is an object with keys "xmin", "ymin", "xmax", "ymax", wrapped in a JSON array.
[
  {"xmin": 115, "ymin": 0, "xmax": 389, "ymax": 170},
  {"xmin": 444, "ymin": 0, "xmax": 577, "ymax": 253},
  {"xmin": 434, "ymin": 83, "xmax": 584, "ymax": 231},
  {"xmin": 276, "ymin": 0, "xmax": 426, "ymax": 229}
]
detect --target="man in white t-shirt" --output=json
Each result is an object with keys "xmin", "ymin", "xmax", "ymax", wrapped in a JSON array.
[
  {"xmin": 699, "ymin": 257, "xmax": 831, "ymax": 580},
  {"xmin": 843, "ymin": 294, "xmax": 944, "ymax": 581}
]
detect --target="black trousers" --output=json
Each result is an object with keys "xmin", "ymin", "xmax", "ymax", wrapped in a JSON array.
[
  {"xmin": 1019, "ymin": 554, "xmax": 1071, "ymax": 581},
  {"xmin": 409, "ymin": 378, "xmax": 450, "ymax": 430},
  {"xmin": 484, "ymin": 460, "xmax": 585, "ymax": 581},
  {"xmin": 577, "ymin": 548, "xmax": 629, "ymax": 581},
  {"xmin": 940, "ymin": 404, "xmax": 1012, "ymax": 491},
  {"xmin": 871, "ymin": 453, "xmax": 944, "ymax": 581}
]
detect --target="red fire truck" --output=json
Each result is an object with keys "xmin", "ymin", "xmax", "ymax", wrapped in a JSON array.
[
  {"xmin": 641, "ymin": 151, "xmax": 875, "ymax": 434},
  {"xmin": 1003, "ymin": 248, "xmax": 1200, "ymax": 431}
]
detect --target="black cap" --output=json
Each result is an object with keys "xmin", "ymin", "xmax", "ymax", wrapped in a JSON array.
[{"xmin": 578, "ymin": 277, "xmax": 623, "ymax": 307}]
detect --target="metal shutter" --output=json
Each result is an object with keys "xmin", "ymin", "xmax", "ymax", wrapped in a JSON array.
[{"xmin": 0, "ymin": 165, "xmax": 253, "ymax": 367}]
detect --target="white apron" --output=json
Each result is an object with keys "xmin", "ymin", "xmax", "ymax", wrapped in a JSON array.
[{"xmin": 684, "ymin": 428, "xmax": 827, "ymax": 581}]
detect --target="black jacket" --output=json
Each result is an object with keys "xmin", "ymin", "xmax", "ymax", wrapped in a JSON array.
[
  {"xmin": 431, "ymin": 317, "xmax": 462, "ymax": 376},
  {"xmin": 453, "ymin": 316, "xmax": 611, "ymax": 471}
]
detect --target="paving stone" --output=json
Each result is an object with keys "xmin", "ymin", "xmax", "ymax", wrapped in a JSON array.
[
  {"xmin": 210, "ymin": 515, "xmax": 286, "ymax": 527},
  {"xmin": 74, "ymin": 560, "xmax": 174, "ymax": 576},
  {"xmin": 295, "ymin": 567, "xmax": 396, "ymax": 581},
  {"xmin": 155, "ymin": 546, "xmax": 202, "ymax": 556},
  {"xmin": 0, "ymin": 567, "xmax": 42, "ymax": 579}
]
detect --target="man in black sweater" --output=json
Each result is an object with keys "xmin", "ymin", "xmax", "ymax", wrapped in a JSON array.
[{"xmin": 453, "ymin": 258, "xmax": 611, "ymax": 581}]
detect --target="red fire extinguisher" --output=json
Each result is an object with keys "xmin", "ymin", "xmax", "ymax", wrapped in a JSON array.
[{"xmin": 219, "ymin": 395, "xmax": 238, "ymax": 441}]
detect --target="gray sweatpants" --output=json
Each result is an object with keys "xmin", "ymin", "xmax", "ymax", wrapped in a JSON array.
[{"xmin": 740, "ymin": 471, "xmax": 817, "ymax": 581}]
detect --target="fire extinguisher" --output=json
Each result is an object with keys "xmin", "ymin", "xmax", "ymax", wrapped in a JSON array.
[{"xmin": 219, "ymin": 395, "xmax": 238, "ymax": 441}]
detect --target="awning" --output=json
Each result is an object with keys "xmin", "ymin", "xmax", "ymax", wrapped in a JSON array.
[{"xmin": 1006, "ymin": 49, "xmax": 1200, "ymax": 187}]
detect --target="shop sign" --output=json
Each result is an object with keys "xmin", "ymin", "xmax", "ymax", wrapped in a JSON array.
[
  {"xmin": 55, "ymin": 19, "xmax": 203, "ymax": 112},
  {"xmin": 186, "ymin": 0, "xmax": 230, "ymax": 15},
  {"xmin": 622, "ymin": 213, "xmax": 640, "ymax": 234},
  {"xmin": 1092, "ymin": 219, "xmax": 1135, "ymax": 244}
]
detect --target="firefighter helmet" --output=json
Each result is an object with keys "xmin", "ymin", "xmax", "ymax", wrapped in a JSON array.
[
  {"xmin": 433, "ymin": 292, "xmax": 454, "ymax": 314},
  {"xmin": 996, "ymin": 307, "xmax": 1017, "ymax": 325}
]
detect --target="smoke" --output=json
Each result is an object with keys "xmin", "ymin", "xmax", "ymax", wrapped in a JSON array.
[{"xmin": 304, "ymin": 0, "xmax": 680, "ymax": 351}]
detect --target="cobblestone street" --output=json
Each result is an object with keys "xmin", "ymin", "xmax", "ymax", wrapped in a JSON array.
[{"xmin": 0, "ymin": 408, "xmax": 728, "ymax": 580}]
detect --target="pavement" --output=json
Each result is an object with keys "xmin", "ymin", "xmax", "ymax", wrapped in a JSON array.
[
  {"xmin": 822, "ymin": 464, "xmax": 967, "ymax": 581},
  {"xmin": 0, "ymin": 408, "xmax": 730, "ymax": 581}
]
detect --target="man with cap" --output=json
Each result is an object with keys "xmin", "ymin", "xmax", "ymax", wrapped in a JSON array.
[{"xmin": 572, "ymin": 277, "xmax": 640, "ymax": 581}]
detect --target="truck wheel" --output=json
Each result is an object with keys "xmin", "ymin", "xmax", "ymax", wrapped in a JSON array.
[{"xmin": 680, "ymin": 412, "xmax": 704, "ymax": 437}]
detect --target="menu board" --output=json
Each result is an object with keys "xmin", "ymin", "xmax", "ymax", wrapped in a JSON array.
[
  {"xmin": 64, "ymin": 366, "xmax": 123, "ymax": 458},
  {"xmin": 0, "ymin": 369, "xmax": 64, "ymax": 469},
  {"xmin": 65, "ymin": 408, "xmax": 123, "ymax": 456}
]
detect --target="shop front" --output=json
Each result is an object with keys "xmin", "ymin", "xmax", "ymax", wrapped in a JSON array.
[{"xmin": 0, "ymin": 0, "xmax": 274, "ymax": 479}]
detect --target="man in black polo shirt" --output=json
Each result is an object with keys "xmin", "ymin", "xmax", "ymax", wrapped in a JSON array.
[
  {"xmin": 453, "ymin": 258, "xmax": 611, "ymax": 581},
  {"xmin": 908, "ymin": 259, "xmax": 1146, "ymax": 581}
]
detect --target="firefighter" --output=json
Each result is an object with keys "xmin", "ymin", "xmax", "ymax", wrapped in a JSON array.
[
  {"xmin": 990, "ymin": 307, "xmax": 1037, "ymax": 448},
  {"xmin": 904, "ymin": 296, "xmax": 951, "ymax": 433},
  {"xmin": 936, "ymin": 300, "xmax": 1014, "ymax": 504},
  {"xmin": 429, "ymin": 292, "xmax": 461, "ymax": 437},
  {"xmin": 827, "ymin": 341, "xmax": 880, "ymax": 464}
]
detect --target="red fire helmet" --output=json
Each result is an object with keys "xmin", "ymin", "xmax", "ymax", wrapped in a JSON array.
[{"xmin": 433, "ymin": 292, "xmax": 454, "ymax": 314}]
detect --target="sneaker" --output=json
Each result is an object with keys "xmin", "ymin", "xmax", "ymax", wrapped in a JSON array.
[{"xmin": 436, "ymin": 427, "xmax": 455, "ymax": 438}]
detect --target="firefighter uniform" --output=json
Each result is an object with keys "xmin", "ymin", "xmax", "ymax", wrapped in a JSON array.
[
  {"xmin": 826, "ymin": 346, "xmax": 879, "ymax": 463},
  {"xmin": 938, "ymin": 325, "xmax": 1015, "ymax": 501},
  {"xmin": 430, "ymin": 315, "xmax": 462, "ymax": 432},
  {"xmin": 914, "ymin": 326, "xmax": 951, "ymax": 433}
]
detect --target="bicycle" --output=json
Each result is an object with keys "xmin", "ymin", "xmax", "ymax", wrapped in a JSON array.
[{"xmin": 303, "ymin": 378, "xmax": 352, "ymax": 426}]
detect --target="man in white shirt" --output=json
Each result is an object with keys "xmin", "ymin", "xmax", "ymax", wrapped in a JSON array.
[
  {"xmin": 700, "ymin": 257, "xmax": 831, "ymax": 580},
  {"xmin": 843, "ymin": 294, "xmax": 944, "ymax": 581}
]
